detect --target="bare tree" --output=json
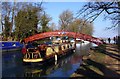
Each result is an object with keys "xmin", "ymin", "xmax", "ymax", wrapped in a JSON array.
[
  {"xmin": 59, "ymin": 10, "xmax": 73, "ymax": 30},
  {"xmin": 77, "ymin": 1, "xmax": 120, "ymax": 28},
  {"xmin": 69, "ymin": 19, "xmax": 94, "ymax": 35},
  {"xmin": 1, "ymin": 2, "xmax": 23, "ymax": 40},
  {"xmin": 1, "ymin": 2, "xmax": 13, "ymax": 40}
]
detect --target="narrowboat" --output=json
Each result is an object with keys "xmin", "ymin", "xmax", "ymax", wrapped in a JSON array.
[
  {"xmin": 1, "ymin": 41, "xmax": 23, "ymax": 52},
  {"xmin": 22, "ymin": 41, "xmax": 76, "ymax": 63}
]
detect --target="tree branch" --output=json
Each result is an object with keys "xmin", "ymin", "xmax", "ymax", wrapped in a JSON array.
[
  {"xmin": 90, "ymin": 9, "xmax": 104, "ymax": 23},
  {"xmin": 105, "ymin": 9, "xmax": 120, "ymax": 14}
]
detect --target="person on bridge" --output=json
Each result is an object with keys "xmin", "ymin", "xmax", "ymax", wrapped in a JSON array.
[
  {"xmin": 108, "ymin": 38, "xmax": 111, "ymax": 44},
  {"xmin": 113, "ymin": 37, "xmax": 116, "ymax": 44}
]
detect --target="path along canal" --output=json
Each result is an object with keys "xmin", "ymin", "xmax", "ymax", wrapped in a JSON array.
[{"xmin": 2, "ymin": 43, "xmax": 94, "ymax": 77}]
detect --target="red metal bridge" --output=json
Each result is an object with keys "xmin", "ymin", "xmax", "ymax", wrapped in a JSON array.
[{"xmin": 24, "ymin": 30, "xmax": 103, "ymax": 45}]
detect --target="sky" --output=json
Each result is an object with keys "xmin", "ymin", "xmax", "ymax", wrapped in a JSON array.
[
  {"xmin": 42, "ymin": 2, "xmax": 118, "ymax": 38},
  {"xmin": 0, "ymin": 2, "xmax": 118, "ymax": 38}
]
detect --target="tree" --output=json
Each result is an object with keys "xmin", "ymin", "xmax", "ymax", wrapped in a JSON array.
[
  {"xmin": 69, "ymin": 19, "xmax": 81, "ymax": 32},
  {"xmin": 59, "ymin": 10, "xmax": 73, "ymax": 30},
  {"xmin": 49, "ymin": 23, "xmax": 56, "ymax": 31},
  {"xmin": 39, "ymin": 11, "xmax": 52, "ymax": 32},
  {"xmin": 80, "ymin": 21, "xmax": 94, "ymax": 35},
  {"xmin": 69, "ymin": 19, "xmax": 94, "ymax": 35},
  {"xmin": 2, "ymin": 2, "xmax": 13, "ymax": 40},
  {"xmin": 3, "ymin": 16, "xmax": 12, "ymax": 40},
  {"xmin": 77, "ymin": 2, "xmax": 120, "ymax": 28},
  {"xmin": 15, "ymin": 3, "xmax": 42, "ymax": 40},
  {"xmin": 58, "ymin": 10, "xmax": 93, "ymax": 35},
  {"xmin": 1, "ymin": 2, "xmax": 43, "ymax": 41}
]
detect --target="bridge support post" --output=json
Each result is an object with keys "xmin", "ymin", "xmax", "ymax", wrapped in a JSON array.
[{"xmin": 74, "ymin": 38, "xmax": 76, "ymax": 48}]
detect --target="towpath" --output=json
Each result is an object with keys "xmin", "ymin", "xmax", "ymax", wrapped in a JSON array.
[{"xmin": 71, "ymin": 44, "xmax": 120, "ymax": 78}]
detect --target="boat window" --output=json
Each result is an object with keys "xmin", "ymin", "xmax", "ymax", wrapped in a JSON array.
[
  {"xmin": 59, "ymin": 46, "xmax": 62, "ymax": 50},
  {"xmin": 69, "ymin": 44, "xmax": 71, "ymax": 48},
  {"xmin": 72, "ymin": 43, "xmax": 75, "ymax": 47},
  {"xmin": 63, "ymin": 46, "xmax": 65, "ymax": 49},
  {"xmin": 61, "ymin": 45, "xmax": 65, "ymax": 50},
  {"xmin": 13, "ymin": 43, "xmax": 16, "ymax": 46},
  {"xmin": 65, "ymin": 44, "xmax": 68, "ymax": 49},
  {"xmin": 2, "ymin": 44, "xmax": 4, "ymax": 46},
  {"xmin": 28, "ymin": 48, "xmax": 36, "ymax": 52},
  {"xmin": 67, "ymin": 44, "xmax": 69, "ymax": 48},
  {"xmin": 46, "ymin": 47, "xmax": 54, "ymax": 56},
  {"xmin": 61, "ymin": 45, "xmax": 63, "ymax": 50},
  {"xmin": 54, "ymin": 46, "xmax": 59, "ymax": 52},
  {"xmin": 24, "ymin": 53, "xmax": 30, "ymax": 59},
  {"xmin": 32, "ymin": 53, "xmax": 41, "ymax": 59},
  {"xmin": 70, "ymin": 44, "xmax": 72, "ymax": 47},
  {"xmin": 38, "ymin": 53, "xmax": 41, "ymax": 58}
]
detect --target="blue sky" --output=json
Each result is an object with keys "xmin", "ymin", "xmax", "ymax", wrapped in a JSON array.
[{"xmin": 43, "ymin": 2, "xmax": 118, "ymax": 38}]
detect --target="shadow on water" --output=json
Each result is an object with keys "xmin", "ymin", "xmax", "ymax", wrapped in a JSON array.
[{"xmin": 74, "ymin": 59, "xmax": 120, "ymax": 79}]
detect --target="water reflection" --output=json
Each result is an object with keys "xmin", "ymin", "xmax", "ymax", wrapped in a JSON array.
[
  {"xmin": 23, "ymin": 53, "xmax": 79, "ymax": 77},
  {"xmin": 2, "ymin": 43, "xmax": 92, "ymax": 77},
  {"xmin": 2, "ymin": 51, "xmax": 24, "ymax": 77}
]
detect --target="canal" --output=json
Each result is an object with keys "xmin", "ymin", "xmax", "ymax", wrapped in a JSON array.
[{"xmin": 2, "ymin": 43, "xmax": 93, "ymax": 77}]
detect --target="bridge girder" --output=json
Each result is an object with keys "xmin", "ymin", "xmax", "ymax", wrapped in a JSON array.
[{"xmin": 24, "ymin": 31, "xmax": 103, "ymax": 45}]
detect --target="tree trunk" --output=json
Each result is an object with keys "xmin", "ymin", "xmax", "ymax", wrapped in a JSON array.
[{"xmin": 1, "ymin": 21, "xmax": 4, "ymax": 32}]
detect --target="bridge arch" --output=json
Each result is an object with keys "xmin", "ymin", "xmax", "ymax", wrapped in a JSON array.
[{"xmin": 24, "ymin": 30, "xmax": 103, "ymax": 45}]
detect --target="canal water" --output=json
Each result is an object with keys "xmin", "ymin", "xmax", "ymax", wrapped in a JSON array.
[{"xmin": 2, "ymin": 43, "xmax": 93, "ymax": 77}]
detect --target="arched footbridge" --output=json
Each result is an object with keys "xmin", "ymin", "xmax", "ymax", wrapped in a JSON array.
[{"xmin": 24, "ymin": 30, "xmax": 103, "ymax": 45}]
